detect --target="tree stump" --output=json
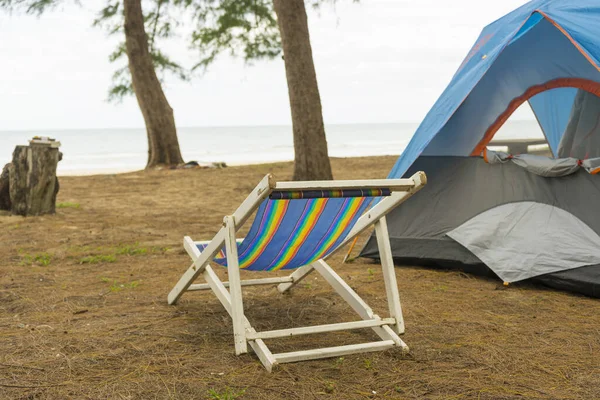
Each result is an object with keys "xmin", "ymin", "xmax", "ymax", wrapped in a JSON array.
[
  {"xmin": 0, "ymin": 163, "xmax": 10, "ymax": 210},
  {"xmin": 8, "ymin": 140, "xmax": 61, "ymax": 216}
]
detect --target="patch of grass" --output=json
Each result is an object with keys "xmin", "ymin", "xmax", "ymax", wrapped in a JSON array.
[
  {"xmin": 20, "ymin": 252, "xmax": 52, "ymax": 267},
  {"xmin": 207, "ymin": 387, "xmax": 246, "ymax": 400},
  {"xmin": 367, "ymin": 268, "xmax": 375, "ymax": 279},
  {"xmin": 57, "ymin": 202, "xmax": 80, "ymax": 209},
  {"xmin": 363, "ymin": 358, "xmax": 373, "ymax": 370},
  {"xmin": 80, "ymin": 254, "xmax": 117, "ymax": 264},
  {"xmin": 115, "ymin": 243, "xmax": 148, "ymax": 256},
  {"xmin": 74, "ymin": 243, "xmax": 152, "ymax": 266},
  {"xmin": 324, "ymin": 381, "xmax": 336, "ymax": 394},
  {"xmin": 123, "ymin": 281, "xmax": 139, "ymax": 290},
  {"xmin": 150, "ymin": 246, "xmax": 171, "ymax": 254},
  {"xmin": 69, "ymin": 243, "xmax": 153, "ymax": 263},
  {"xmin": 100, "ymin": 277, "xmax": 140, "ymax": 292},
  {"xmin": 333, "ymin": 357, "xmax": 345, "ymax": 368}
]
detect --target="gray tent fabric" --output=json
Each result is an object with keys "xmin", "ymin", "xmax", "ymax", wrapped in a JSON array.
[
  {"xmin": 483, "ymin": 148, "xmax": 582, "ymax": 177},
  {"xmin": 360, "ymin": 156, "xmax": 600, "ymax": 298},
  {"xmin": 510, "ymin": 154, "xmax": 580, "ymax": 177},
  {"xmin": 558, "ymin": 89, "xmax": 600, "ymax": 159},
  {"xmin": 447, "ymin": 201, "xmax": 600, "ymax": 283}
]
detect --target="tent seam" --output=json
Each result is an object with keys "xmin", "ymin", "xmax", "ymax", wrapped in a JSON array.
[{"xmin": 471, "ymin": 78, "xmax": 600, "ymax": 155}]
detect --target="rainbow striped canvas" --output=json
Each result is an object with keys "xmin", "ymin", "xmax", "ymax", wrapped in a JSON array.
[{"xmin": 197, "ymin": 196, "xmax": 374, "ymax": 271}]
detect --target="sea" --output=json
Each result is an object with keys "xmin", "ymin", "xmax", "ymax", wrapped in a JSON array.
[{"xmin": 0, "ymin": 121, "xmax": 543, "ymax": 176}]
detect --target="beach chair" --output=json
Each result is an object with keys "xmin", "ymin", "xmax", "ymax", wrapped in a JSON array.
[{"xmin": 168, "ymin": 172, "xmax": 426, "ymax": 371}]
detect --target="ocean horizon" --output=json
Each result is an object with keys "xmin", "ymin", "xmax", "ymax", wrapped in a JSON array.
[{"xmin": 0, "ymin": 121, "xmax": 542, "ymax": 176}]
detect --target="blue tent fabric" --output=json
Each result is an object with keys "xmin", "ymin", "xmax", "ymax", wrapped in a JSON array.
[
  {"xmin": 508, "ymin": 12, "xmax": 543, "ymax": 45},
  {"xmin": 390, "ymin": 0, "xmax": 600, "ymax": 179},
  {"xmin": 529, "ymin": 88, "xmax": 578, "ymax": 154}
]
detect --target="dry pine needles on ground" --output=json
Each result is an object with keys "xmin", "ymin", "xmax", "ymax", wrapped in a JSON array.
[{"xmin": 1, "ymin": 156, "xmax": 599, "ymax": 399}]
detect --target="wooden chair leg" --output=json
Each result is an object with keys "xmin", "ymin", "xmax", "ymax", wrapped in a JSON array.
[
  {"xmin": 202, "ymin": 264, "xmax": 276, "ymax": 371},
  {"xmin": 224, "ymin": 216, "xmax": 247, "ymax": 355},
  {"xmin": 168, "ymin": 232, "xmax": 226, "ymax": 305},
  {"xmin": 313, "ymin": 259, "xmax": 408, "ymax": 350},
  {"xmin": 375, "ymin": 216, "xmax": 405, "ymax": 334}
]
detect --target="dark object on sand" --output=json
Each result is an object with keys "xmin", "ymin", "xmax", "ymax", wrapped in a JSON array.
[
  {"xmin": 182, "ymin": 161, "xmax": 199, "ymax": 168},
  {"xmin": 173, "ymin": 161, "xmax": 228, "ymax": 170},
  {"xmin": 0, "ymin": 137, "xmax": 62, "ymax": 216}
]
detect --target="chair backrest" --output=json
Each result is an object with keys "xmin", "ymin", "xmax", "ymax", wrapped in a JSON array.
[{"xmin": 212, "ymin": 188, "xmax": 392, "ymax": 271}]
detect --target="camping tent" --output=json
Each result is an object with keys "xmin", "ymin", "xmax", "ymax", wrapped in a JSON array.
[{"xmin": 361, "ymin": 0, "xmax": 600, "ymax": 297}]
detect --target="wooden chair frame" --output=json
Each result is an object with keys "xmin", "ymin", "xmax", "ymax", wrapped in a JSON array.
[{"xmin": 168, "ymin": 172, "xmax": 426, "ymax": 371}]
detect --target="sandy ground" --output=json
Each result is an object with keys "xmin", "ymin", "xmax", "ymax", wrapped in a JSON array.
[{"xmin": 1, "ymin": 155, "xmax": 599, "ymax": 400}]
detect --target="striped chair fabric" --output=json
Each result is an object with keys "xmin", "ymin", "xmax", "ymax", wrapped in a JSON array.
[{"xmin": 197, "ymin": 189, "xmax": 389, "ymax": 271}]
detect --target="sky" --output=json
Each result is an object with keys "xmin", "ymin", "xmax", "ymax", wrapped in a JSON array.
[{"xmin": 0, "ymin": 0, "xmax": 533, "ymax": 131}]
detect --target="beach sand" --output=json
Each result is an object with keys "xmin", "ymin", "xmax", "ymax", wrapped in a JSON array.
[{"xmin": 1, "ymin": 155, "xmax": 599, "ymax": 399}]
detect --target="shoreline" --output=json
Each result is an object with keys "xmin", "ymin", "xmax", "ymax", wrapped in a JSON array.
[
  {"xmin": 4, "ymin": 123, "xmax": 546, "ymax": 178},
  {"xmin": 56, "ymin": 159, "xmax": 292, "ymax": 177},
  {"xmin": 0, "ymin": 123, "xmax": 419, "ymax": 177},
  {"xmin": 56, "ymin": 154, "xmax": 396, "ymax": 177}
]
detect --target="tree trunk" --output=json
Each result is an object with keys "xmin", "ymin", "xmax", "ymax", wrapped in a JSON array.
[
  {"xmin": 273, "ymin": 0, "xmax": 333, "ymax": 181},
  {"xmin": 123, "ymin": 0, "xmax": 184, "ymax": 168}
]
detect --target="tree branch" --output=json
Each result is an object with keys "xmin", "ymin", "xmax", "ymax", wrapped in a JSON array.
[{"xmin": 149, "ymin": 0, "xmax": 163, "ymax": 53}]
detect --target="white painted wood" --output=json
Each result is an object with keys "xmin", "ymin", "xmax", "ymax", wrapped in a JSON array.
[
  {"xmin": 247, "ymin": 336, "xmax": 277, "ymax": 372},
  {"xmin": 231, "ymin": 174, "xmax": 275, "ymax": 228},
  {"xmin": 203, "ymin": 265, "xmax": 233, "ymax": 316},
  {"xmin": 203, "ymin": 265, "xmax": 276, "ymax": 370},
  {"xmin": 188, "ymin": 276, "xmax": 293, "ymax": 291},
  {"xmin": 313, "ymin": 261, "xmax": 402, "ymax": 345},
  {"xmin": 247, "ymin": 318, "xmax": 396, "ymax": 340},
  {"xmin": 274, "ymin": 178, "xmax": 415, "ymax": 191},
  {"xmin": 274, "ymin": 340, "xmax": 396, "ymax": 364},
  {"xmin": 195, "ymin": 238, "xmax": 245, "ymax": 248},
  {"xmin": 184, "ymin": 236, "xmax": 202, "ymax": 259},
  {"xmin": 202, "ymin": 258, "xmax": 406, "ymax": 369},
  {"xmin": 224, "ymin": 216, "xmax": 247, "ymax": 355},
  {"xmin": 410, "ymin": 170, "xmax": 427, "ymax": 187},
  {"xmin": 366, "ymin": 320, "xmax": 399, "ymax": 346},
  {"xmin": 167, "ymin": 230, "xmax": 226, "ymax": 305},
  {"xmin": 375, "ymin": 217, "xmax": 405, "ymax": 334},
  {"xmin": 380, "ymin": 324, "xmax": 409, "ymax": 351},
  {"xmin": 313, "ymin": 260, "xmax": 374, "ymax": 320},
  {"xmin": 277, "ymin": 264, "xmax": 316, "ymax": 293}
]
